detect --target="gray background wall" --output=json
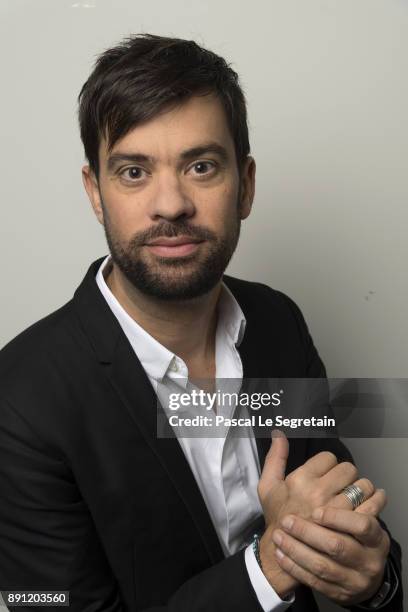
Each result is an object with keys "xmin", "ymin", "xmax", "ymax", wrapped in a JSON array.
[{"xmin": 0, "ymin": 1, "xmax": 406, "ymax": 610}]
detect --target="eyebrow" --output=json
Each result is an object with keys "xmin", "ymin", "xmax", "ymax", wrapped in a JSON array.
[{"xmin": 106, "ymin": 142, "xmax": 230, "ymax": 172}]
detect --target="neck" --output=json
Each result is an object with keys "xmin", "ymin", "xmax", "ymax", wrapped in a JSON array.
[{"xmin": 105, "ymin": 262, "xmax": 221, "ymax": 365}]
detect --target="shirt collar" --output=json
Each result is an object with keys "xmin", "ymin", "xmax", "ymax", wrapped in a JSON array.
[{"xmin": 95, "ymin": 255, "xmax": 246, "ymax": 381}]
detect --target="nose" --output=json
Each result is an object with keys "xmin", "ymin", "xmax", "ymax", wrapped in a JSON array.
[{"xmin": 148, "ymin": 171, "xmax": 195, "ymax": 222}]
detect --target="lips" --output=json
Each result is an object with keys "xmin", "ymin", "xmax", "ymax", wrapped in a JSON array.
[
  {"xmin": 145, "ymin": 236, "xmax": 202, "ymax": 246},
  {"xmin": 144, "ymin": 235, "xmax": 204, "ymax": 257}
]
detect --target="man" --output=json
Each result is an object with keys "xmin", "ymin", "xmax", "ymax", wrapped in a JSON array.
[{"xmin": 0, "ymin": 34, "xmax": 402, "ymax": 611}]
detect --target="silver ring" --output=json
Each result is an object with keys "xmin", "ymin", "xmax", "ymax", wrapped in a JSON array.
[{"xmin": 342, "ymin": 484, "xmax": 365, "ymax": 509}]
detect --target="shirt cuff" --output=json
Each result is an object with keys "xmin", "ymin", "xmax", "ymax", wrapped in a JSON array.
[{"xmin": 244, "ymin": 544, "xmax": 295, "ymax": 612}]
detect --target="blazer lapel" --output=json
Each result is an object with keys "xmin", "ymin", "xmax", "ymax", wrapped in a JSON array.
[
  {"xmin": 223, "ymin": 276, "xmax": 275, "ymax": 470},
  {"xmin": 223, "ymin": 275, "xmax": 309, "ymax": 476},
  {"xmin": 73, "ymin": 257, "xmax": 224, "ymax": 564}
]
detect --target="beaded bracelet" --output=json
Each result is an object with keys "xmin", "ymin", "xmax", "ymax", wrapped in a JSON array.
[{"xmin": 252, "ymin": 533, "xmax": 262, "ymax": 570}]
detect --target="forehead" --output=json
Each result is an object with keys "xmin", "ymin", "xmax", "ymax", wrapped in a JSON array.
[{"xmin": 99, "ymin": 94, "xmax": 235, "ymax": 162}]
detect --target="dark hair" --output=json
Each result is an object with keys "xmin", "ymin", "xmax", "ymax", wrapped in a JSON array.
[{"xmin": 77, "ymin": 33, "xmax": 250, "ymax": 180}]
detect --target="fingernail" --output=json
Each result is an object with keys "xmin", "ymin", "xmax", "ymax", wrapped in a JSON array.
[
  {"xmin": 275, "ymin": 548, "xmax": 285, "ymax": 560},
  {"xmin": 271, "ymin": 429, "xmax": 283, "ymax": 439},
  {"xmin": 312, "ymin": 508, "xmax": 323, "ymax": 521},
  {"xmin": 281, "ymin": 516, "xmax": 294, "ymax": 531},
  {"xmin": 272, "ymin": 530, "xmax": 283, "ymax": 546}
]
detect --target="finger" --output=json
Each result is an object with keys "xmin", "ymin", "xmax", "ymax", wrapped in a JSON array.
[
  {"xmin": 355, "ymin": 489, "xmax": 387, "ymax": 516},
  {"xmin": 279, "ymin": 514, "xmax": 361, "ymax": 567},
  {"xmin": 261, "ymin": 430, "xmax": 289, "ymax": 486},
  {"xmin": 272, "ymin": 529, "xmax": 359, "ymax": 600},
  {"xmin": 302, "ymin": 451, "xmax": 338, "ymax": 477},
  {"xmin": 274, "ymin": 549, "xmax": 352, "ymax": 603},
  {"xmin": 312, "ymin": 506, "xmax": 384, "ymax": 547},
  {"xmin": 328, "ymin": 478, "xmax": 376, "ymax": 510},
  {"xmin": 319, "ymin": 461, "xmax": 358, "ymax": 497}
]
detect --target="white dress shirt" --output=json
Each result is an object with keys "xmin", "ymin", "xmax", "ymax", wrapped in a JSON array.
[{"xmin": 96, "ymin": 255, "xmax": 294, "ymax": 611}]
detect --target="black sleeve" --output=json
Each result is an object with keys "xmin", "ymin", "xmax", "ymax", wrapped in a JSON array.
[
  {"xmin": 0, "ymin": 398, "xmax": 263, "ymax": 612},
  {"xmin": 282, "ymin": 292, "xmax": 403, "ymax": 612}
]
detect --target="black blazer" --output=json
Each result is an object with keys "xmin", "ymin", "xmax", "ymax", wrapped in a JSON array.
[{"xmin": 0, "ymin": 257, "xmax": 402, "ymax": 611}]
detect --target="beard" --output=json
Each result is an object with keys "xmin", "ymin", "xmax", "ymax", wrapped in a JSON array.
[{"xmin": 102, "ymin": 203, "xmax": 241, "ymax": 301}]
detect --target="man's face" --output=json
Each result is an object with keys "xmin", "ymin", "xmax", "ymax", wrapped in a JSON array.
[{"xmin": 83, "ymin": 94, "xmax": 255, "ymax": 300}]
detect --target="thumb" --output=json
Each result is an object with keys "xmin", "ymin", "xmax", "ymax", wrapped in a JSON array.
[{"xmin": 261, "ymin": 430, "xmax": 289, "ymax": 488}]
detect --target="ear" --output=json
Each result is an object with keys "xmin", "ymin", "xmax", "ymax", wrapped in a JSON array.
[
  {"xmin": 239, "ymin": 156, "xmax": 256, "ymax": 220},
  {"xmin": 82, "ymin": 164, "xmax": 104, "ymax": 225}
]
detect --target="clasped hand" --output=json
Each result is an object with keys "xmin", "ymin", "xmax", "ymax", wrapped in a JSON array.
[{"xmin": 257, "ymin": 431, "xmax": 390, "ymax": 606}]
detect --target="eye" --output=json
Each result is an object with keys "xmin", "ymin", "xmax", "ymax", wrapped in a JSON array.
[
  {"xmin": 189, "ymin": 160, "xmax": 216, "ymax": 176},
  {"xmin": 119, "ymin": 166, "xmax": 147, "ymax": 182}
]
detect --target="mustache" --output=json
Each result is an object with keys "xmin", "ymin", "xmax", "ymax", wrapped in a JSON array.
[{"xmin": 128, "ymin": 221, "xmax": 217, "ymax": 247}]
